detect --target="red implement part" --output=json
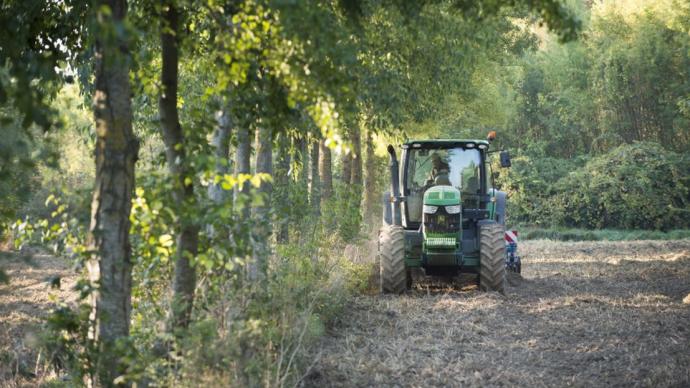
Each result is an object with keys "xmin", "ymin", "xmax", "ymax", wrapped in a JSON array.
[{"xmin": 505, "ymin": 230, "xmax": 518, "ymax": 244}]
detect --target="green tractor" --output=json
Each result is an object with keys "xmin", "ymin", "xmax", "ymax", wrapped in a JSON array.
[{"xmin": 378, "ymin": 132, "xmax": 515, "ymax": 294}]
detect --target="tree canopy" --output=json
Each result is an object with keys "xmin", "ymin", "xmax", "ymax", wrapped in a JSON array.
[{"xmin": 1, "ymin": 0, "xmax": 689, "ymax": 385}]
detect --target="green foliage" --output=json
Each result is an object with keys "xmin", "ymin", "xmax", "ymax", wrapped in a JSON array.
[
  {"xmin": 502, "ymin": 142, "xmax": 690, "ymax": 230},
  {"xmin": 330, "ymin": 182, "xmax": 364, "ymax": 242},
  {"xmin": 473, "ymin": 2, "xmax": 690, "ymax": 233},
  {"xmin": 498, "ymin": 154, "xmax": 587, "ymax": 225},
  {"xmin": 0, "ymin": 0, "xmax": 87, "ymax": 130},
  {"xmin": 10, "ymin": 195, "xmax": 87, "ymax": 257},
  {"xmin": 503, "ymin": 3, "xmax": 690, "ymax": 158},
  {"xmin": 0, "ymin": 123, "xmax": 37, "ymax": 225},
  {"xmin": 588, "ymin": 10, "xmax": 690, "ymax": 153},
  {"xmin": 0, "ymin": 82, "xmax": 92, "ymax": 234},
  {"xmin": 125, "ymin": 223, "xmax": 365, "ymax": 387},
  {"xmin": 549, "ymin": 142, "xmax": 690, "ymax": 229},
  {"xmin": 42, "ymin": 302, "xmax": 96, "ymax": 384}
]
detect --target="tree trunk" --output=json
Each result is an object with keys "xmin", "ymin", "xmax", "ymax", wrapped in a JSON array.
[
  {"xmin": 208, "ymin": 107, "xmax": 232, "ymax": 204},
  {"xmin": 364, "ymin": 128, "xmax": 377, "ymax": 218},
  {"xmin": 275, "ymin": 132, "xmax": 291, "ymax": 243},
  {"xmin": 310, "ymin": 139, "xmax": 321, "ymax": 215},
  {"xmin": 341, "ymin": 151, "xmax": 352, "ymax": 185},
  {"xmin": 350, "ymin": 125, "xmax": 362, "ymax": 186},
  {"xmin": 159, "ymin": 2, "xmax": 199, "ymax": 331},
  {"xmin": 319, "ymin": 139, "xmax": 332, "ymax": 202},
  {"xmin": 87, "ymin": 0, "xmax": 138, "ymax": 385},
  {"xmin": 345, "ymin": 125, "xmax": 363, "ymax": 239},
  {"xmin": 250, "ymin": 125, "xmax": 273, "ymax": 280},
  {"xmin": 234, "ymin": 125, "xmax": 252, "ymax": 221},
  {"xmin": 205, "ymin": 104, "xmax": 232, "ymax": 243},
  {"xmin": 297, "ymin": 136, "xmax": 308, "ymax": 186}
]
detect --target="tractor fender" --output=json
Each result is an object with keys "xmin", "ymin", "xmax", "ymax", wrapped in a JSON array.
[
  {"xmin": 490, "ymin": 189, "xmax": 507, "ymax": 227},
  {"xmin": 382, "ymin": 191, "xmax": 392, "ymax": 225}
]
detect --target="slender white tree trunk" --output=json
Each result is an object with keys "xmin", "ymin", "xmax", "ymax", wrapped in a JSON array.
[
  {"xmin": 208, "ymin": 107, "xmax": 232, "ymax": 204},
  {"xmin": 250, "ymin": 126, "xmax": 273, "ymax": 280}
]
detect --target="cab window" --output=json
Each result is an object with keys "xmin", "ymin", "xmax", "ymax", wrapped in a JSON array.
[{"xmin": 405, "ymin": 147, "xmax": 481, "ymax": 222}]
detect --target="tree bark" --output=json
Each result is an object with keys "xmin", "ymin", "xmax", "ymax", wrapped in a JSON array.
[
  {"xmin": 341, "ymin": 151, "xmax": 352, "ymax": 186},
  {"xmin": 234, "ymin": 125, "xmax": 251, "ymax": 221},
  {"xmin": 364, "ymin": 128, "xmax": 377, "ymax": 218},
  {"xmin": 297, "ymin": 136, "xmax": 308, "ymax": 186},
  {"xmin": 205, "ymin": 104, "xmax": 232, "ymax": 243},
  {"xmin": 275, "ymin": 132, "xmax": 291, "ymax": 243},
  {"xmin": 319, "ymin": 139, "xmax": 332, "ymax": 202},
  {"xmin": 87, "ymin": 0, "xmax": 138, "ymax": 385},
  {"xmin": 159, "ymin": 2, "xmax": 199, "ymax": 331},
  {"xmin": 350, "ymin": 125, "xmax": 362, "ymax": 186},
  {"xmin": 208, "ymin": 107, "xmax": 232, "ymax": 205},
  {"xmin": 309, "ymin": 139, "xmax": 321, "ymax": 215},
  {"xmin": 250, "ymin": 125, "xmax": 273, "ymax": 280}
]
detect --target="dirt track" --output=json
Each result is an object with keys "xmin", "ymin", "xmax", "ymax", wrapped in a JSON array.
[
  {"xmin": 0, "ymin": 250, "xmax": 78, "ymax": 385},
  {"xmin": 306, "ymin": 239, "xmax": 690, "ymax": 387}
]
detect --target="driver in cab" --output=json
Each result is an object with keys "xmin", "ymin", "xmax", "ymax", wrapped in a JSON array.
[{"xmin": 428, "ymin": 153, "xmax": 451, "ymax": 186}]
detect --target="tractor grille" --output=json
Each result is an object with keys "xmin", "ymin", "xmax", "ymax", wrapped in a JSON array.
[
  {"xmin": 425, "ymin": 236, "xmax": 457, "ymax": 247},
  {"xmin": 423, "ymin": 207, "xmax": 461, "ymax": 234}
]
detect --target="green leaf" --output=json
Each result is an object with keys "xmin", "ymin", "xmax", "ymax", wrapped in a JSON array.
[{"xmin": 159, "ymin": 234, "xmax": 174, "ymax": 247}]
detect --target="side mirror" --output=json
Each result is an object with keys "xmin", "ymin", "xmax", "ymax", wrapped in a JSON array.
[{"xmin": 500, "ymin": 151, "xmax": 511, "ymax": 168}]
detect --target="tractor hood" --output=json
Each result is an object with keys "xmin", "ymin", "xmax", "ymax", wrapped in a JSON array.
[{"xmin": 423, "ymin": 186, "xmax": 461, "ymax": 206}]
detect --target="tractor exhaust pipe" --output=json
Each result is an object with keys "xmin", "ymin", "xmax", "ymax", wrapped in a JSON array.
[{"xmin": 387, "ymin": 145, "xmax": 402, "ymax": 225}]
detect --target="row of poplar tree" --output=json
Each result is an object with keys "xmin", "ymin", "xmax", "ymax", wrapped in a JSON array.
[{"xmin": 1, "ymin": 0, "xmax": 580, "ymax": 384}]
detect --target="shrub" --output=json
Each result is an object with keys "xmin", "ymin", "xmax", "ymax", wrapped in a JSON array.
[
  {"xmin": 501, "ymin": 142, "xmax": 690, "ymax": 230},
  {"xmin": 498, "ymin": 154, "xmax": 586, "ymax": 226},
  {"xmin": 549, "ymin": 142, "xmax": 690, "ymax": 229}
]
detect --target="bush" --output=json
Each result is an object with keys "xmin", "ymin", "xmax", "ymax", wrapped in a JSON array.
[
  {"xmin": 125, "ymin": 226, "xmax": 369, "ymax": 387},
  {"xmin": 549, "ymin": 142, "xmax": 690, "ymax": 229},
  {"xmin": 501, "ymin": 142, "xmax": 690, "ymax": 230},
  {"xmin": 498, "ymin": 154, "xmax": 587, "ymax": 226}
]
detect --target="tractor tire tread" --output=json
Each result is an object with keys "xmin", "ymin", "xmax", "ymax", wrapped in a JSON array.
[
  {"xmin": 479, "ymin": 222, "xmax": 506, "ymax": 294},
  {"xmin": 379, "ymin": 225, "xmax": 408, "ymax": 294}
]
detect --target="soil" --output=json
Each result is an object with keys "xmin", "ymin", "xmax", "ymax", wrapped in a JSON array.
[
  {"xmin": 305, "ymin": 239, "xmax": 690, "ymax": 387},
  {"xmin": 0, "ymin": 249, "xmax": 78, "ymax": 386},
  {"xmin": 2, "ymin": 240, "xmax": 690, "ymax": 387}
]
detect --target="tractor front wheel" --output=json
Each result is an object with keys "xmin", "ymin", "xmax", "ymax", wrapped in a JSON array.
[
  {"xmin": 379, "ymin": 225, "xmax": 409, "ymax": 294},
  {"xmin": 479, "ymin": 222, "xmax": 506, "ymax": 294}
]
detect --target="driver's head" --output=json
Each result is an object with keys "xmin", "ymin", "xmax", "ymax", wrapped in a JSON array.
[{"xmin": 431, "ymin": 153, "xmax": 443, "ymax": 170}]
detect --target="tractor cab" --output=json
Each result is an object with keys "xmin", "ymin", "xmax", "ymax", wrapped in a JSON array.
[
  {"xmin": 400, "ymin": 140, "xmax": 490, "ymax": 253},
  {"xmin": 403, "ymin": 144, "xmax": 484, "ymax": 226},
  {"xmin": 379, "ymin": 133, "xmax": 518, "ymax": 294}
]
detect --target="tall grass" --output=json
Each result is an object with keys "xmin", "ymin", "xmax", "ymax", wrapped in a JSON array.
[
  {"xmin": 120, "ymin": 227, "xmax": 372, "ymax": 387},
  {"xmin": 517, "ymin": 226, "xmax": 690, "ymax": 242}
]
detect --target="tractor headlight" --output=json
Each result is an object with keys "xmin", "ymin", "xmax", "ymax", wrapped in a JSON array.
[
  {"xmin": 445, "ymin": 205, "xmax": 461, "ymax": 214},
  {"xmin": 423, "ymin": 205, "xmax": 438, "ymax": 214}
]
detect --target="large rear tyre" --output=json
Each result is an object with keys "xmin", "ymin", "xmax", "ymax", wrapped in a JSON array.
[
  {"xmin": 379, "ymin": 225, "xmax": 409, "ymax": 294},
  {"xmin": 479, "ymin": 222, "xmax": 506, "ymax": 294}
]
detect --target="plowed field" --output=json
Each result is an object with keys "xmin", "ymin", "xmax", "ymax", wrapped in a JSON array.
[{"xmin": 306, "ymin": 239, "xmax": 690, "ymax": 387}]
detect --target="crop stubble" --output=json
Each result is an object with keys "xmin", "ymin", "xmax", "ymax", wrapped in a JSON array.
[{"xmin": 306, "ymin": 239, "xmax": 690, "ymax": 387}]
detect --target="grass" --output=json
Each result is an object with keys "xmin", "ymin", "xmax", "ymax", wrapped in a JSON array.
[{"xmin": 515, "ymin": 227, "xmax": 690, "ymax": 242}]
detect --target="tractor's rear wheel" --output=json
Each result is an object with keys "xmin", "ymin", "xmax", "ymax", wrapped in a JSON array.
[
  {"xmin": 479, "ymin": 222, "xmax": 506, "ymax": 294},
  {"xmin": 379, "ymin": 225, "xmax": 409, "ymax": 294}
]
